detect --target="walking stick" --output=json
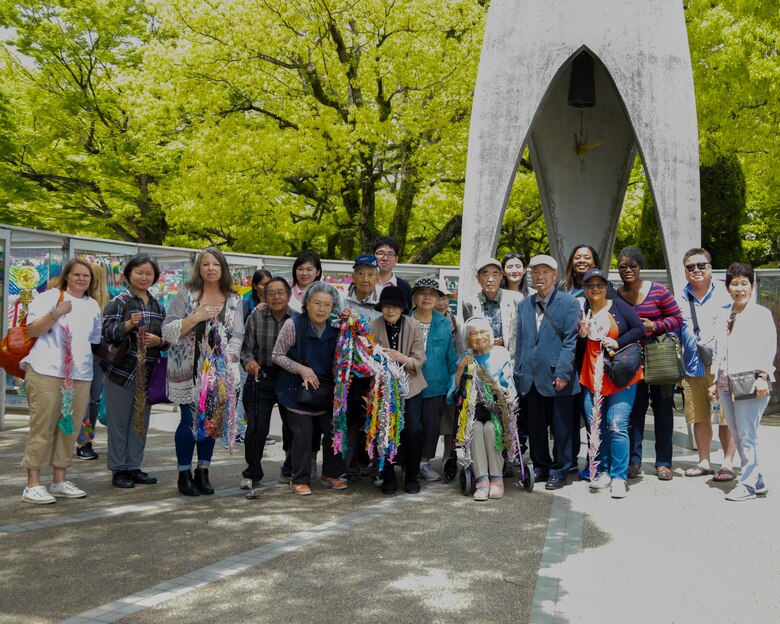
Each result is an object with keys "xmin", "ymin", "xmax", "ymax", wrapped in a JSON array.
[{"xmin": 246, "ymin": 376, "xmax": 262, "ymax": 500}]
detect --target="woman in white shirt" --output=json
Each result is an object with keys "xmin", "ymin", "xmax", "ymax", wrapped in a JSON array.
[
  {"xmin": 20, "ymin": 259, "xmax": 102, "ymax": 504},
  {"xmin": 711, "ymin": 263, "xmax": 777, "ymax": 501}
]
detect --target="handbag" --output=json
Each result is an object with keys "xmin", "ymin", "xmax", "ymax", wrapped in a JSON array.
[
  {"xmin": 688, "ymin": 298, "xmax": 713, "ymax": 366},
  {"xmin": 147, "ymin": 355, "xmax": 170, "ymax": 405},
  {"xmin": 294, "ymin": 316, "xmax": 334, "ymax": 411},
  {"xmin": 603, "ymin": 342, "xmax": 642, "ymax": 388},
  {"xmin": 297, "ymin": 376, "xmax": 335, "ymax": 411},
  {"xmin": 727, "ymin": 371, "xmax": 773, "ymax": 401},
  {"xmin": 93, "ymin": 304, "xmax": 131, "ymax": 366},
  {"xmin": 0, "ymin": 290, "xmax": 64, "ymax": 379},
  {"xmin": 643, "ymin": 331, "xmax": 684, "ymax": 385}
]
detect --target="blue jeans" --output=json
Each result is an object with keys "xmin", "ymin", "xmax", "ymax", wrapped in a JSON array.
[
  {"xmin": 629, "ymin": 381, "xmax": 674, "ymax": 468},
  {"xmin": 584, "ymin": 384, "xmax": 637, "ymax": 481},
  {"xmin": 719, "ymin": 391, "xmax": 769, "ymax": 492},
  {"xmin": 175, "ymin": 403, "xmax": 215, "ymax": 471}
]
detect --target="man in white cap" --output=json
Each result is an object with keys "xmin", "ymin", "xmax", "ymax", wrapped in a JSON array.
[
  {"xmin": 513, "ymin": 254, "xmax": 580, "ymax": 490},
  {"xmin": 461, "ymin": 256, "xmax": 524, "ymax": 360}
]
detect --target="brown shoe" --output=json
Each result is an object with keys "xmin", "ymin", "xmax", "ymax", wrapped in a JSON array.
[
  {"xmin": 656, "ymin": 466, "xmax": 673, "ymax": 481},
  {"xmin": 627, "ymin": 464, "xmax": 641, "ymax": 479},
  {"xmin": 289, "ymin": 483, "xmax": 312, "ymax": 496},
  {"xmin": 320, "ymin": 476, "xmax": 348, "ymax": 490}
]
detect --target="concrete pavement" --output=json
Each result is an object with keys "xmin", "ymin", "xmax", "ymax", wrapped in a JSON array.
[{"xmin": 1, "ymin": 405, "xmax": 778, "ymax": 623}]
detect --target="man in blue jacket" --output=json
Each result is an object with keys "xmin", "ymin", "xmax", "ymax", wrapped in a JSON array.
[{"xmin": 514, "ymin": 255, "xmax": 581, "ymax": 490}]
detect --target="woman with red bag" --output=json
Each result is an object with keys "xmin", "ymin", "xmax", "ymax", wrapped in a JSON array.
[{"xmin": 19, "ymin": 259, "xmax": 102, "ymax": 504}]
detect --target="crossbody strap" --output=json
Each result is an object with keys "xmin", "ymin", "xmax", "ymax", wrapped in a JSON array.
[
  {"xmin": 688, "ymin": 296, "xmax": 701, "ymax": 336},
  {"xmin": 535, "ymin": 297, "xmax": 565, "ymax": 342}
]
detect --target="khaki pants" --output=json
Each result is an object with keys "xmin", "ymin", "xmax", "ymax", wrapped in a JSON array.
[
  {"xmin": 21, "ymin": 368, "xmax": 92, "ymax": 470},
  {"xmin": 471, "ymin": 420, "xmax": 505, "ymax": 479}
]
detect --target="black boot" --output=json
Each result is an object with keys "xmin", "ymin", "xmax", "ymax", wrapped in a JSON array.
[
  {"xmin": 193, "ymin": 467, "xmax": 215, "ymax": 495},
  {"xmin": 177, "ymin": 470, "xmax": 200, "ymax": 496}
]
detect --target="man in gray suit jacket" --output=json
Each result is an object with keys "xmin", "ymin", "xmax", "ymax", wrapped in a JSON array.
[
  {"xmin": 461, "ymin": 257, "xmax": 524, "ymax": 361},
  {"xmin": 514, "ymin": 255, "xmax": 581, "ymax": 490}
]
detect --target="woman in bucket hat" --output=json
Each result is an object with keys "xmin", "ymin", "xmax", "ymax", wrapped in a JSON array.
[{"xmin": 410, "ymin": 278, "xmax": 458, "ymax": 482}]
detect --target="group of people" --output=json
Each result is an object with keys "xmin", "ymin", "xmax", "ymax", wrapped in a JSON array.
[{"xmin": 16, "ymin": 236, "xmax": 776, "ymax": 506}]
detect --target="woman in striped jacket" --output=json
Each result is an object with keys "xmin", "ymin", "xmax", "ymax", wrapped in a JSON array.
[{"xmin": 616, "ymin": 247, "xmax": 683, "ymax": 482}]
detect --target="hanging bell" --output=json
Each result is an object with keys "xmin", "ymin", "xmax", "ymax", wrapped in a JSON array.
[{"xmin": 567, "ymin": 51, "xmax": 596, "ymax": 108}]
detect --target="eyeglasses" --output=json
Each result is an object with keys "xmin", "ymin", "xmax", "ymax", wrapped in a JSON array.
[
  {"xmin": 374, "ymin": 250, "xmax": 396, "ymax": 258},
  {"xmin": 685, "ymin": 262, "xmax": 710, "ymax": 272},
  {"xmin": 584, "ymin": 283, "xmax": 607, "ymax": 290},
  {"xmin": 617, "ymin": 264, "xmax": 639, "ymax": 271}
]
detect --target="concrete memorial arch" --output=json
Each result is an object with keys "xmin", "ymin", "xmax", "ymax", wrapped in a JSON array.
[{"xmin": 459, "ymin": 0, "xmax": 700, "ymax": 304}]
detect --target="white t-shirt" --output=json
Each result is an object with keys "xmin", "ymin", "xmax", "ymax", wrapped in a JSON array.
[{"xmin": 21, "ymin": 288, "xmax": 102, "ymax": 381}]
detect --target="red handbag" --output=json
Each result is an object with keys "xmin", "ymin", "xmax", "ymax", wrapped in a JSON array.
[{"xmin": 0, "ymin": 290, "xmax": 64, "ymax": 379}]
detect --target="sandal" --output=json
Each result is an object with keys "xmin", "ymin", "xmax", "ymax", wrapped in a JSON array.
[
  {"xmin": 684, "ymin": 465, "xmax": 715, "ymax": 477},
  {"xmin": 713, "ymin": 467, "xmax": 736, "ymax": 482},
  {"xmin": 656, "ymin": 466, "xmax": 673, "ymax": 481}
]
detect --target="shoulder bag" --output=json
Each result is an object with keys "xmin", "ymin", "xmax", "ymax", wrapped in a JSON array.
[
  {"xmin": 296, "ymin": 319, "xmax": 335, "ymax": 411},
  {"xmin": 0, "ymin": 290, "xmax": 64, "ymax": 379},
  {"xmin": 604, "ymin": 342, "xmax": 643, "ymax": 388},
  {"xmin": 688, "ymin": 298, "xmax": 713, "ymax": 366},
  {"xmin": 93, "ymin": 299, "xmax": 131, "ymax": 366},
  {"xmin": 643, "ymin": 331, "xmax": 684, "ymax": 385}
]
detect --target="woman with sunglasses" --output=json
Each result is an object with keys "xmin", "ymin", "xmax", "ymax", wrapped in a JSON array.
[
  {"xmin": 500, "ymin": 253, "xmax": 532, "ymax": 297},
  {"xmin": 616, "ymin": 247, "xmax": 683, "ymax": 481},
  {"xmin": 710, "ymin": 263, "xmax": 776, "ymax": 501}
]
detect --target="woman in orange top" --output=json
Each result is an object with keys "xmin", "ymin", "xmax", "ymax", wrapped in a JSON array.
[{"xmin": 577, "ymin": 269, "xmax": 645, "ymax": 498}]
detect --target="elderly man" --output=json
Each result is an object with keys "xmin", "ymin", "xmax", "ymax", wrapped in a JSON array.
[
  {"xmin": 340, "ymin": 254, "xmax": 382, "ymax": 480},
  {"xmin": 461, "ymin": 257, "xmax": 524, "ymax": 360},
  {"xmin": 240, "ymin": 277, "xmax": 296, "ymax": 488},
  {"xmin": 514, "ymin": 255, "xmax": 580, "ymax": 490},
  {"xmin": 679, "ymin": 248, "xmax": 737, "ymax": 481},
  {"xmin": 344, "ymin": 254, "xmax": 382, "ymax": 321}
]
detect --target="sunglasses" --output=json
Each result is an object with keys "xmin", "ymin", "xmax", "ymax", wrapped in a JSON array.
[
  {"xmin": 685, "ymin": 262, "xmax": 710, "ymax": 272},
  {"xmin": 503, "ymin": 252, "xmax": 525, "ymax": 262},
  {"xmin": 727, "ymin": 311, "xmax": 737, "ymax": 333},
  {"xmin": 584, "ymin": 283, "xmax": 607, "ymax": 290},
  {"xmin": 617, "ymin": 263, "xmax": 639, "ymax": 271}
]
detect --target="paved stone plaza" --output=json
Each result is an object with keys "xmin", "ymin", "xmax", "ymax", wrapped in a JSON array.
[{"xmin": 1, "ymin": 405, "xmax": 778, "ymax": 624}]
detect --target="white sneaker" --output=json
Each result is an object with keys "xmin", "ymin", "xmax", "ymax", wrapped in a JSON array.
[
  {"xmin": 239, "ymin": 478, "xmax": 252, "ymax": 490},
  {"xmin": 725, "ymin": 484, "xmax": 756, "ymax": 501},
  {"xmin": 48, "ymin": 480, "xmax": 87, "ymax": 499},
  {"xmin": 611, "ymin": 479, "xmax": 627, "ymax": 499},
  {"xmin": 589, "ymin": 472, "xmax": 612, "ymax": 490},
  {"xmin": 22, "ymin": 485, "xmax": 56, "ymax": 505},
  {"xmin": 473, "ymin": 484, "xmax": 489, "ymax": 501},
  {"xmin": 419, "ymin": 463, "xmax": 442, "ymax": 482}
]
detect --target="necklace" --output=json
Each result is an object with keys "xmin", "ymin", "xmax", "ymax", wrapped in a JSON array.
[{"xmin": 588, "ymin": 307, "xmax": 611, "ymax": 341}]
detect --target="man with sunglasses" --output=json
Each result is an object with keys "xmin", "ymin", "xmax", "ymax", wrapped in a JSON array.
[{"xmin": 678, "ymin": 248, "xmax": 736, "ymax": 481}]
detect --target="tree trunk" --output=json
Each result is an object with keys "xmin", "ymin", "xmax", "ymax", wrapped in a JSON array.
[{"xmin": 408, "ymin": 214, "xmax": 462, "ymax": 264}]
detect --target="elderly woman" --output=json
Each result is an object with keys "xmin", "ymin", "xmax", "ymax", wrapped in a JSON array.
[
  {"xmin": 162, "ymin": 247, "xmax": 244, "ymax": 497},
  {"xmin": 711, "ymin": 263, "xmax": 776, "ymax": 501},
  {"xmin": 20, "ymin": 259, "xmax": 102, "ymax": 503},
  {"xmin": 616, "ymin": 247, "xmax": 683, "ymax": 481},
  {"xmin": 577, "ymin": 269, "xmax": 645, "ymax": 498},
  {"xmin": 101, "ymin": 254, "xmax": 166, "ymax": 489},
  {"xmin": 410, "ymin": 278, "xmax": 457, "ymax": 482},
  {"xmin": 371, "ymin": 286, "xmax": 427, "ymax": 494},
  {"xmin": 452, "ymin": 317, "xmax": 518, "ymax": 501},
  {"xmin": 272, "ymin": 282, "xmax": 346, "ymax": 496}
]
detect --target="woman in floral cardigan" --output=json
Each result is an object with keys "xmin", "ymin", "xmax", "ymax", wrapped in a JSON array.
[{"xmin": 162, "ymin": 247, "xmax": 244, "ymax": 496}]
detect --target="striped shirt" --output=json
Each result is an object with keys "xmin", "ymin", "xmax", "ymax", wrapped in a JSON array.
[
  {"xmin": 618, "ymin": 281, "xmax": 682, "ymax": 342},
  {"xmin": 101, "ymin": 289, "xmax": 166, "ymax": 387}
]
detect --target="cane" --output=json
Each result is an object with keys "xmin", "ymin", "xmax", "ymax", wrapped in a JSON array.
[{"xmin": 246, "ymin": 376, "xmax": 262, "ymax": 500}]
